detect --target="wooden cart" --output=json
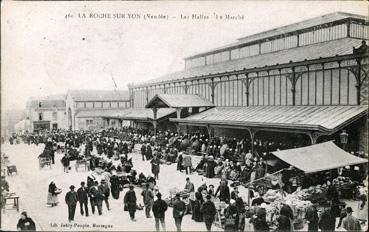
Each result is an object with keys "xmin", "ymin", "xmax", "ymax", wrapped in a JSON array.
[
  {"xmin": 39, "ymin": 157, "xmax": 52, "ymax": 170},
  {"xmin": 75, "ymin": 159, "xmax": 90, "ymax": 172}
]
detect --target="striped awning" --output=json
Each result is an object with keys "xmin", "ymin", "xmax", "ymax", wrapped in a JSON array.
[{"xmin": 171, "ymin": 105, "xmax": 368, "ymax": 134}]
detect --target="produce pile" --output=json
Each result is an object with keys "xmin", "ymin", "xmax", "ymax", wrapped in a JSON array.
[
  {"xmin": 293, "ymin": 185, "xmax": 327, "ymax": 202},
  {"xmin": 332, "ymin": 176, "xmax": 353, "ymax": 188}
]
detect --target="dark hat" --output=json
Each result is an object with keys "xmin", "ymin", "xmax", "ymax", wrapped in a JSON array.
[
  {"xmin": 81, "ymin": 181, "xmax": 85, "ymax": 185},
  {"xmin": 156, "ymin": 192, "xmax": 162, "ymax": 197},
  {"xmin": 21, "ymin": 211, "xmax": 27, "ymax": 217},
  {"xmin": 70, "ymin": 185, "xmax": 75, "ymax": 190},
  {"xmin": 206, "ymin": 195, "xmax": 212, "ymax": 199},
  {"xmin": 346, "ymin": 207, "xmax": 353, "ymax": 213},
  {"xmin": 175, "ymin": 193, "xmax": 181, "ymax": 197},
  {"xmin": 129, "ymin": 185, "xmax": 134, "ymax": 189}
]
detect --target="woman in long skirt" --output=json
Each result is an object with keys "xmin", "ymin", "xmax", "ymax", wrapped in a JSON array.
[{"xmin": 47, "ymin": 181, "xmax": 60, "ymax": 207}]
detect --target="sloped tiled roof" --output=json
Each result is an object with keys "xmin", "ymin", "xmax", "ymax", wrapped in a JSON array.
[
  {"xmin": 75, "ymin": 108, "xmax": 176, "ymax": 121},
  {"xmin": 140, "ymin": 38, "xmax": 365, "ymax": 85},
  {"xmin": 171, "ymin": 105, "xmax": 368, "ymax": 134},
  {"xmin": 146, "ymin": 94, "xmax": 215, "ymax": 108},
  {"xmin": 68, "ymin": 90, "xmax": 129, "ymax": 101}
]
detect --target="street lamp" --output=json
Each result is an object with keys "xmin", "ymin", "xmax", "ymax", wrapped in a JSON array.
[{"xmin": 340, "ymin": 130, "xmax": 349, "ymax": 150}]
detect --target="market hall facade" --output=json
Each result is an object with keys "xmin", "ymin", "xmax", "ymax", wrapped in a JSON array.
[{"xmin": 128, "ymin": 12, "xmax": 369, "ymax": 153}]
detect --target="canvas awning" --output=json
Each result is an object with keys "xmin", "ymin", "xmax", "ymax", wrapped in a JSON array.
[{"xmin": 271, "ymin": 141, "xmax": 368, "ymax": 173}]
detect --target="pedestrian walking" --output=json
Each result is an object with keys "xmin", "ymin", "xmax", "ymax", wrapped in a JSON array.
[
  {"xmin": 89, "ymin": 181, "xmax": 103, "ymax": 215},
  {"xmin": 65, "ymin": 185, "xmax": 78, "ymax": 222},
  {"xmin": 77, "ymin": 181, "xmax": 89, "ymax": 217},
  {"xmin": 342, "ymin": 207, "xmax": 361, "ymax": 231},
  {"xmin": 17, "ymin": 211, "xmax": 36, "ymax": 231},
  {"xmin": 151, "ymin": 155, "xmax": 161, "ymax": 180},
  {"xmin": 61, "ymin": 154, "xmax": 70, "ymax": 173},
  {"xmin": 124, "ymin": 185, "xmax": 137, "ymax": 221},
  {"xmin": 141, "ymin": 183, "xmax": 154, "ymax": 218},
  {"xmin": 141, "ymin": 144, "xmax": 146, "ymax": 161},
  {"xmin": 201, "ymin": 195, "xmax": 217, "ymax": 232},
  {"xmin": 99, "ymin": 179, "xmax": 111, "ymax": 210},
  {"xmin": 172, "ymin": 193, "xmax": 186, "ymax": 232},
  {"xmin": 305, "ymin": 205, "xmax": 319, "ymax": 231},
  {"xmin": 318, "ymin": 205, "xmax": 336, "ymax": 232},
  {"xmin": 183, "ymin": 153, "xmax": 192, "ymax": 174},
  {"xmin": 152, "ymin": 192, "xmax": 168, "ymax": 231}
]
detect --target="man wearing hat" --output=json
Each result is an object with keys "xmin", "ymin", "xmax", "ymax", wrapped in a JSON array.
[
  {"xmin": 124, "ymin": 185, "xmax": 137, "ymax": 221},
  {"xmin": 99, "ymin": 179, "xmax": 110, "ymax": 211},
  {"xmin": 342, "ymin": 207, "xmax": 361, "ymax": 231},
  {"xmin": 141, "ymin": 183, "xmax": 155, "ymax": 218},
  {"xmin": 77, "ymin": 181, "xmax": 89, "ymax": 217},
  {"xmin": 152, "ymin": 192, "xmax": 168, "ymax": 231},
  {"xmin": 200, "ymin": 195, "xmax": 216, "ymax": 232},
  {"xmin": 172, "ymin": 193, "xmax": 186, "ymax": 232},
  {"xmin": 65, "ymin": 185, "xmax": 78, "ymax": 222}
]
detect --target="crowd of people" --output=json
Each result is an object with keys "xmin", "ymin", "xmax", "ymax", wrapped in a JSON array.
[{"xmin": 6, "ymin": 127, "xmax": 369, "ymax": 231}]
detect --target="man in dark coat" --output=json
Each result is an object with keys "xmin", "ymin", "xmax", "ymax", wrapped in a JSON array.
[
  {"xmin": 224, "ymin": 199, "xmax": 239, "ymax": 232},
  {"xmin": 201, "ymin": 195, "xmax": 217, "ymax": 232},
  {"xmin": 151, "ymin": 155, "xmax": 160, "ymax": 180},
  {"xmin": 215, "ymin": 180, "xmax": 230, "ymax": 203},
  {"xmin": 276, "ymin": 214, "xmax": 291, "ymax": 231},
  {"xmin": 89, "ymin": 181, "xmax": 103, "ymax": 215},
  {"xmin": 99, "ymin": 180, "xmax": 110, "ymax": 210},
  {"xmin": 152, "ymin": 192, "xmax": 168, "ymax": 232},
  {"xmin": 141, "ymin": 183, "xmax": 154, "ymax": 218},
  {"xmin": 110, "ymin": 173, "xmax": 121, "ymax": 200},
  {"xmin": 141, "ymin": 144, "xmax": 146, "ymax": 161},
  {"xmin": 77, "ymin": 181, "xmax": 89, "ymax": 217},
  {"xmin": 65, "ymin": 185, "xmax": 78, "ymax": 222},
  {"xmin": 17, "ymin": 211, "xmax": 36, "ymax": 231},
  {"xmin": 305, "ymin": 205, "xmax": 319, "ymax": 231},
  {"xmin": 318, "ymin": 206, "xmax": 336, "ymax": 232},
  {"xmin": 124, "ymin": 185, "xmax": 137, "ymax": 221},
  {"xmin": 172, "ymin": 193, "xmax": 186, "ymax": 232},
  {"xmin": 61, "ymin": 154, "xmax": 70, "ymax": 173}
]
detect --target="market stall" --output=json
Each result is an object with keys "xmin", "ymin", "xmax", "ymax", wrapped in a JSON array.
[{"xmin": 242, "ymin": 142, "xmax": 367, "ymax": 230}]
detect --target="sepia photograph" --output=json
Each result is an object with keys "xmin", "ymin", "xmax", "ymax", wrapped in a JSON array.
[{"xmin": 1, "ymin": 1, "xmax": 368, "ymax": 231}]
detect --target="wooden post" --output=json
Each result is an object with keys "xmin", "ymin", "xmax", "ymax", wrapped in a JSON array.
[{"xmin": 152, "ymin": 106, "xmax": 158, "ymax": 136}]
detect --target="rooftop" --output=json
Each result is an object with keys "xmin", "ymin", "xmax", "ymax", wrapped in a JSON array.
[
  {"xmin": 68, "ymin": 90, "xmax": 129, "ymax": 102},
  {"xmin": 138, "ymin": 37, "xmax": 364, "ymax": 86},
  {"xmin": 185, "ymin": 12, "xmax": 368, "ymax": 60},
  {"xmin": 75, "ymin": 108, "xmax": 176, "ymax": 121},
  {"xmin": 146, "ymin": 94, "xmax": 215, "ymax": 108},
  {"xmin": 171, "ymin": 105, "xmax": 368, "ymax": 134},
  {"xmin": 27, "ymin": 94, "xmax": 66, "ymax": 108}
]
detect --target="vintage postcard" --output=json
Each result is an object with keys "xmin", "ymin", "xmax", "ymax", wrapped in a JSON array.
[{"xmin": 1, "ymin": 1, "xmax": 368, "ymax": 231}]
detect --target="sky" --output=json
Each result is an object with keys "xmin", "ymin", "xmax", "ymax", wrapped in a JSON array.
[{"xmin": 1, "ymin": 1, "xmax": 367, "ymax": 110}]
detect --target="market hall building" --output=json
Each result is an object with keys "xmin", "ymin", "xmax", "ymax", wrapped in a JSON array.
[{"xmin": 128, "ymin": 12, "xmax": 369, "ymax": 153}]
